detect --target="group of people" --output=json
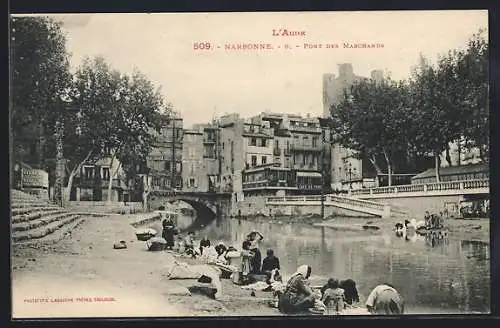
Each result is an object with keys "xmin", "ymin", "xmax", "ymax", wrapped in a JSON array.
[
  {"xmin": 160, "ymin": 218, "xmax": 406, "ymax": 316},
  {"xmin": 276, "ymin": 264, "xmax": 405, "ymax": 315}
]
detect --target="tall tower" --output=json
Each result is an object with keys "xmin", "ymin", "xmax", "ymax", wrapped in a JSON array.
[{"xmin": 322, "ymin": 73, "xmax": 336, "ymax": 117}]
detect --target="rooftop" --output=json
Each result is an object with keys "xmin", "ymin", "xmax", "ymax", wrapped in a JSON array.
[{"xmin": 412, "ymin": 163, "xmax": 489, "ymax": 180}]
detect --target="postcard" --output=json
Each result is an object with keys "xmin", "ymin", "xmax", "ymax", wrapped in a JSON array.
[{"xmin": 10, "ymin": 10, "xmax": 489, "ymax": 318}]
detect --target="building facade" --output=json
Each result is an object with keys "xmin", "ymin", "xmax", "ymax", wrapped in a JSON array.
[
  {"xmin": 181, "ymin": 123, "xmax": 221, "ymax": 193},
  {"xmin": 235, "ymin": 112, "xmax": 333, "ymax": 199},
  {"xmin": 147, "ymin": 116, "xmax": 184, "ymax": 192}
]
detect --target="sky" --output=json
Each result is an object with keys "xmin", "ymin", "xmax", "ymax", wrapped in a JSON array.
[{"xmin": 16, "ymin": 11, "xmax": 487, "ymax": 128}]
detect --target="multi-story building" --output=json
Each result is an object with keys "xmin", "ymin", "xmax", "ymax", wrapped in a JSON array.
[
  {"xmin": 146, "ymin": 115, "xmax": 184, "ymax": 192},
  {"xmin": 182, "ymin": 128, "xmax": 204, "ymax": 192},
  {"xmin": 73, "ymin": 149, "xmax": 127, "ymax": 201},
  {"xmin": 218, "ymin": 113, "xmax": 246, "ymax": 208},
  {"xmin": 323, "ymin": 63, "xmax": 384, "ymax": 190},
  {"xmin": 238, "ymin": 112, "xmax": 333, "ymax": 198},
  {"xmin": 182, "ymin": 123, "xmax": 221, "ymax": 192}
]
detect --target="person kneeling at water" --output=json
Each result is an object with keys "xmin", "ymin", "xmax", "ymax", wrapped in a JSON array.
[
  {"xmin": 365, "ymin": 283, "xmax": 405, "ymax": 315},
  {"xmin": 321, "ymin": 279, "xmax": 346, "ymax": 315},
  {"xmin": 340, "ymin": 279, "xmax": 360, "ymax": 306},
  {"xmin": 278, "ymin": 265, "xmax": 322, "ymax": 314},
  {"xmin": 261, "ymin": 249, "xmax": 280, "ymax": 275}
]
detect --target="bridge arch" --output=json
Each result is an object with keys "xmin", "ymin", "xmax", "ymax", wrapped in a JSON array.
[{"xmin": 148, "ymin": 192, "xmax": 232, "ymax": 229}]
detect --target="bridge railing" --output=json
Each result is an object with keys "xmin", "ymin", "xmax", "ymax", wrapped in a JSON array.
[
  {"xmin": 328, "ymin": 195, "xmax": 385, "ymax": 212},
  {"xmin": 349, "ymin": 179, "xmax": 489, "ymax": 197}
]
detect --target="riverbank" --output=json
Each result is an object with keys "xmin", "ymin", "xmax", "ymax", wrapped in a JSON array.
[
  {"xmin": 11, "ymin": 214, "xmax": 281, "ymax": 318},
  {"xmin": 237, "ymin": 214, "xmax": 490, "ymax": 243}
]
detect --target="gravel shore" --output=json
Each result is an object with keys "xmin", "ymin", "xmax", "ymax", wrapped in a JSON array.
[{"xmin": 11, "ymin": 214, "xmax": 281, "ymax": 318}]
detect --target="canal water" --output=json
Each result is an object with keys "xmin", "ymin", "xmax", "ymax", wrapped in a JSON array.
[{"xmin": 194, "ymin": 216, "xmax": 490, "ymax": 315}]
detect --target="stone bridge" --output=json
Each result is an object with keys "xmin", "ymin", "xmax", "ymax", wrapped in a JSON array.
[{"xmin": 148, "ymin": 190, "xmax": 232, "ymax": 219}]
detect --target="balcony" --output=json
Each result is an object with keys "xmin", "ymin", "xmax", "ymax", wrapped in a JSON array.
[
  {"xmin": 203, "ymin": 138, "xmax": 217, "ymax": 144},
  {"xmin": 273, "ymin": 148, "xmax": 281, "ymax": 156},
  {"xmin": 288, "ymin": 124, "xmax": 322, "ymax": 134},
  {"xmin": 290, "ymin": 145, "xmax": 322, "ymax": 152},
  {"xmin": 242, "ymin": 180, "xmax": 297, "ymax": 190}
]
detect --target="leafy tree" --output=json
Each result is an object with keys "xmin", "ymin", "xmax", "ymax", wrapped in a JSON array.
[
  {"xmin": 68, "ymin": 56, "xmax": 170, "ymax": 204},
  {"xmin": 331, "ymin": 75, "xmax": 412, "ymax": 186},
  {"xmin": 10, "ymin": 16, "xmax": 72, "ymax": 197},
  {"xmin": 456, "ymin": 29, "xmax": 489, "ymax": 162},
  {"xmin": 64, "ymin": 56, "xmax": 123, "ymax": 202},
  {"xmin": 408, "ymin": 28, "xmax": 488, "ymax": 180},
  {"xmin": 105, "ymin": 69, "xmax": 170, "ymax": 203}
]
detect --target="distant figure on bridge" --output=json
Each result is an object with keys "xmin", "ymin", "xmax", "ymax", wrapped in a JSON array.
[
  {"xmin": 365, "ymin": 283, "xmax": 405, "ymax": 315},
  {"xmin": 162, "ymin": 217, "xmax": 176, "ymax": 250},
  {"xmin": 261, "ymin": 249, "xmax": 280, "ymax": 275}
]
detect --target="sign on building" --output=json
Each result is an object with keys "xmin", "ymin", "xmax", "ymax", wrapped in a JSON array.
[{"xmin": 22, "ymin": 169, "xmax": 49, "ymax": 189}]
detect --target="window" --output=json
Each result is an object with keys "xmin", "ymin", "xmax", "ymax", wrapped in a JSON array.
[
  {"xmin": 274, "ymin": 140, "xmax": 279, "ymax": 148},
  {"xmin": 261, "ymin": 139, "xmax": 267, "ymax": 147},
  {"xmin": 222, "ymin": 142, "xmax": 225, "ymax": 150},
  {"xmin": 302, "ymin": 154, "xmax": 306, "ymax": 166},
  {"xmin": 189, "ymin": 178, "xmax": 196, "ymax": 187},
  {"xmin": 262, "ymin": 156, "xmax": 267, "ymax": 165},
  {"xmin": 164, "ymin": 161, "xmax": 171, "ymax": 171},
  {"xmin": 284, "ymin": 157, "xmax": 290, "ymax": 168},
  {"xmin": 102, "ymin": 167, "xmax": 110, "ymax": 180},
  {"xmin": 312, "ymin": 136, "xmax": 318, "ymax": 147},
  {"xmin": 83, "ymin": 166, "xmax": 94, "ymax": 179},
  {"xmin": 176, "ymin": 162, "xmax": 182, "ymax": 173},
  {"xmin": 251, "ymin": 138, "xmax": 257, "ymax": 146},
  {"xmin": 251, "ymin": 155, "xmax": 257, "ymax": 167}
]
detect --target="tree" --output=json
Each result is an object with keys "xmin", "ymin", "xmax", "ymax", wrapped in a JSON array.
[
  {"xmin": 408, "ymin": 28, "xmax": 488, "ymax": 180},
  {"xmin": 10, "ymin": 16, "xmax": 72, "ymax": 197},
  {"xmin": 67, "ymin": 56, "xmax": 170, "ymax": 204},
  {"xmin": 331, "ymin": 75, "xmax": 412, "ymax": 186},
  {"xmin": 456, "ymin": 29, "xmax": 489, "ymax": 162},
  {"xmin": 407, "ymin": 55, "xmax": 455, "ymax": 182},
  {"xmin": 64, "ymin": 56, "xmax": 123, "ymax": 202},
  {"xmin": 105, "ymin": 69, "xmax": 170, "ymax": 203}
]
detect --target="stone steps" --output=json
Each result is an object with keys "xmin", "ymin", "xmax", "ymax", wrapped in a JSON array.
[
  {"xmin": 11, "ymin": 206, "xmax": 63, "ymax": 216},
  {"xmin": 11, "ymin": 190, "xmax": 86, "ymax": 245},
  {"xmin": 15, "ymin": 217, "xmax": 87, "ymax": 246},
  {"xmin": 12, "ymin": 214, "xmax": 82, "ymax": 243},
  {"xmin": 12, "ymin": 209, "xmax": 67, "ymax": 224},
  {"xmin": 12, "ymin": 212, "xmax": 77, "ymax": 232},
  {"xmin": 11, "ymin": 202, "xmax": 53, "ymax": 209}
]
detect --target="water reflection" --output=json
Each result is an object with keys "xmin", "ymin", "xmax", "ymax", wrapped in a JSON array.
[{"xmin": 198, "ymin": 217, "xmax": 490, "ymax": 314}]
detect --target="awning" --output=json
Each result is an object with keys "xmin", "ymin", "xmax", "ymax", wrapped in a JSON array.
[{"xmin": 296, "ymin": 172, "xmax": 322, "ymax": 178}]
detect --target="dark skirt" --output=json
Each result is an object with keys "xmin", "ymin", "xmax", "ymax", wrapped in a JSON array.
[
  {"xmin": 162, "ymin": 229, "xmax": 175, "ymax": 247},
  {"xmin": 250, "ymin": 248, "xmax": 262, "ymax": 274}
]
